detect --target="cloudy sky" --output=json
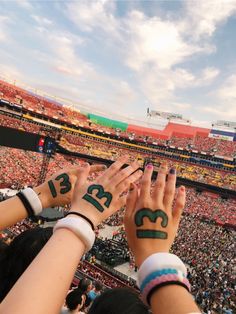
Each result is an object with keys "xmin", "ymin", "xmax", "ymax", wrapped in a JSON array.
[{"xmin": 0, "ymin": 0, "xmax": 236, "ymax": 127}]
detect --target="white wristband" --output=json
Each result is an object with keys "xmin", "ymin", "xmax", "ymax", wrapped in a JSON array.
[
  {"xmin": 53, "ymin": 217, "xmax": 95, "ymax": 252},
  {"xmin": 22, "ymin": 188, "xmax": 43, "ymax": 215},
  {"xmin": 138, "ymin": 253, "xmax": 187, "ymax": 288}
]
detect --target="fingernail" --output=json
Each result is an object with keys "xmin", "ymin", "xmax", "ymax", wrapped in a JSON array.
[
  {"xmin": 169, "ymin": 168, "xmax": 176, "ymax": 174},
  {"xmin": 129, "ymin": 183, "xmax": 135, "ymax": 191},
  {"xmin": 146, "ymin": 163, "xmax": 153, "ymax": 169},
  {"xmin": 102, "ymin": 165, "xmax": 107, "ymax": 170},
  {"xmin": 82, "ymin": 163, "xmax": 89, "ymax": 167},
  {"xmin": 161, "ymin": 163, "xmax": 167, "ymax": 169},
  {"xmin": 180, "ymin": 186, "xmax": 185, "ymax": 191}
]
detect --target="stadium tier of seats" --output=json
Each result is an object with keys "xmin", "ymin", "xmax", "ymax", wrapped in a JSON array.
[
  {"xmin": 0, "ymin": 79, "xmax": 235, "ymax": 313},
  {"xmin": 1, "ymin": 79, "xmax": 236, "ymax": 158}
]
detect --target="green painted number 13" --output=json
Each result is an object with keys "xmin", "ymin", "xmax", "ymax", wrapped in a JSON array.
[
  {"xmin": 48, "ymin": 173, "xmax": 71, "ymax": 198},
  {"xmin": 134, "ymin": 208, "xmax": 168, "ymax": 239},
  {"xmin": 82, "ymin": 184, "xmax": 112, "ymax": 212}
]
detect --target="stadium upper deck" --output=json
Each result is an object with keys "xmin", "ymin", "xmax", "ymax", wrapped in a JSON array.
[{"xmin": 0, "ymin": 79, "xmax": 236, "ymax": 159}]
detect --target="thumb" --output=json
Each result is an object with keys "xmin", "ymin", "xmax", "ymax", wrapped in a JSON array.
[
  {"xmin": 74, "ymin": 163, "xmax": 91, "ymax": 191},
  {"xmin": 124, "ymin": 183, "xmax": 138, "ymax": 221},
  {"xmin": 173, "ymin": 186, "xmax": 185, "ymax": 222}
]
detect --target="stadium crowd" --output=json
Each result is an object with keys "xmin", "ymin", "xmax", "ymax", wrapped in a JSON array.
[
  {"xmin": 61, "ymin": 135, "xmax": 236, "ymax": 190},
  {"xmin": 103, "ymin": 213, "xmax": 236, "ymax": 313},
  {"xmin": 0, "ymin": 81, "xmax": 235, "ymax": 313},
  {"xmin": 1, "ymin": 79, "xmax": 236, "ymax": 159}
]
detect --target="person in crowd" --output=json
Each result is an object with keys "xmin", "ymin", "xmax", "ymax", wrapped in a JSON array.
[
  {"xmin": 88, "ymin": 287, "xmax": 149, "ymax": 314},
  {"xmin": 61, "ymin": 290, "xmax": 83, "ymax": 314},
  {"xmin": 61, "ymin": 278, "xmax": 92, "ymax": 314},
  {"xmin": 87, "ymin": 281, "xmax": 103, "ymax": 302},
  {"xmin": 76, "ymin": 278, "xmax": 93, "ymax": 309},
  {"xmin": 0, "ymin": 227, "xmax": 53, "ymax": 302},
  {"xmin": 0, "ymin": 158, "xmax": 201, "ymax": 314}
]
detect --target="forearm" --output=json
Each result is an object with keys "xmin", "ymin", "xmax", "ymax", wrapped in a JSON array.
[
  {"xmin": 0, "ymin": 228, "xmax": 85, "ymax": 314},
  {"xmin": 150, "ymin": 285, "xmax": 201, "ymax": 314},
  {"xmin": 0, "ymin": 186, "xmax": 49, "ymax": 231},
  {"xmin": 0, "ymin": 196, "xmax": 27, "ymax": 230}
]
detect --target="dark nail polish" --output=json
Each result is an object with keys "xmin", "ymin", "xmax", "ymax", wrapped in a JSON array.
[
  {"xmin": 129, "ymin": 183, "xmax": 134, "ymax": 191},
  {"xmin": 169, "ymin": 168, "xmax": 176, "ymax": 174}
]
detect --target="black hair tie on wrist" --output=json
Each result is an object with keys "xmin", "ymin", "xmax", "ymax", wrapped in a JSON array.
[
  {"xmin": 147, "ymin": 281, "xmax": 190, "ymax": 306},
  {"xmin": 16, "ymin": 192, "xmax": 35, "ymax": 218},
  {"xmin": 65, "ymin": 212, "xmax": 95, "ymax": 231}
]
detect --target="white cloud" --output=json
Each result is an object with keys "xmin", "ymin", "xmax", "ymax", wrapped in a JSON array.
[
  {"xmin": 172, "ymin": 102, "xmax": 192, "ymax": 110},
  {"xmin": 0, "ymin": 16, "xmax": 10, "ymax": 42},
  {"xmin": 124, "ymin": 10, "xmax": 213, "ymax": 71},
  {"xmin": 0, "ymin": 64, "xmax": 23, "ymax": 81},
  {"xmin": 174, "ymin": 67, "xmax": 220, "ymax": 88},
  {"xmin": 201, "ymin": 75, "xmax": 236, "ymax": 120},
  {"xmin": 24, "ymin": 23, "xmax": 138, "ymax": 115},
  {"xmin": 136, "ymin": 65, "xmax": 220, "ymax": 112},
  {"xmin": 217, "ymin": 74, "xmax": 236, "ymax": 100},
  {"xmin": 14, "ymin": 0, "xmax": 32, "ymax": 10},
  {"xmin": 184, "ymin": 0, "xmax": 236, "ymax": 38},
  {"xmin": 31, "ymin": 15, "xmax": 53, "ymax": 26},
  {"xmin": 0, "ymin": 0, "xmax": 235, "ymax": 124},
  {"xmin": 63, "ymin": 1, "xmax": 231, "ymax": 121},
  {"xmin": 200, "ymin": 67, "xmax": 220, "ymax": 83},
  {"xmin": 32, "ymin": 26, "xmax": 88, "ymax": 78},
  {"xmin": 202, "ymin": 105, "xmax": 236, "ymax": 120},
  {"xmin": 66, "ymin": 0, "xmax": 119, "ymax": 37}
]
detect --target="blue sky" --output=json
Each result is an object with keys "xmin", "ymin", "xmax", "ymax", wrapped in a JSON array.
[{"xmin": 0, "ymin": 0, "xmax": 236, "ymax": 127}]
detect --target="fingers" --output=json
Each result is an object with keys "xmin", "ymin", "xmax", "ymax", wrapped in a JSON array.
[
  {"xmin": 111, "ymin": 161, "xmax": 140, "ymax": 187},
  {"xmin": 152, "ymin": 163, "xmax": 167, "ymax": 205},
  {"xmin": 139, "ymin": 164, "xmax": 153, "ymax": 199},
  {"xmin": 124, "ymin": 183, "xmax": 138, "ymax": 222},
  {"xmin": 163, "ymin": 168, "xmax": 176, "ymax": 210},
  {"xmin": 102, "ymin": 155, "xmax": 129, "ymax": 180},
  {"xmin": 116, "ymin": 169, "xmax": 143, "ymax": 194},
  {"xmin": 173, "ymin": 186, "xmax": 185, "ymax": 222},
  {"xmin": 74, "ymin": 164, "xmax": 90, "ymax": 190},
  {"xmin": 89, "ymin": 164, "xmax": 107, "ymax": 174}
]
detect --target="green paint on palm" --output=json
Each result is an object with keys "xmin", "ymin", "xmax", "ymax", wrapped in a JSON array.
[{"xmin": 82, "ymin": 184, "xmax": 113, "ymax": 213}]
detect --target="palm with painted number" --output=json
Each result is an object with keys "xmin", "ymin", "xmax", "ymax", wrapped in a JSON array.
[
  {"xmin": 71, "ymin": 156, "xmax": 143, "ymax": 227},
  {"xmin": 124, "ymin": 163, "xmax": 186, "ymax": 268},
  {"xmin": 34, "ymin": 164, "xmax": 105, "ymax": 209}
]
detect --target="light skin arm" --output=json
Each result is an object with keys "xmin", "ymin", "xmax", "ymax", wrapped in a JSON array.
[
  {"xmin": 0, "ymin": 164, "xmax": 105, "ymax": 231},
  {"xmin": 0, "ymin": 196, "xmax": 27, "ymax": 230},
  {"xmin": 150, "ymin": 285, "xmax": 200, "ymax": 314},
  {"xmin": 0, "ymin": 157, "xmax": 142, "ymax": 314},
  {"xmin": 0, "ymin": 228, "xmax": 85, "ymax": 314},
  {"xmin": 124, "ymin": 163, "xmax": 201, "ymax": 314}
]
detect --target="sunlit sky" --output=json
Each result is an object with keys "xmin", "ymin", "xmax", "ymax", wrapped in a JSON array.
[{"xmin": 0, "ymin": 0, "xmax": 236, "ymax": 127}]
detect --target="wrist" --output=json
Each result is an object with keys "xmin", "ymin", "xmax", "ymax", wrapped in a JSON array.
[
  {"xmin": 33, "ymin": 186, "xmax": 50, "ymax": 209},
  {"xmin": 54, "ymin": 216, "xmax": 95, "ymax": 252},
  {"xmin": 135, "ymin": 248, "xmax": 170, "ymax": 268},
  {"xmin": 69, "ymin": 206, "xmax": 100, "ymax": 228},
  {"xmin": 53, "ymin": 227, "xmax": 86, "ymax": 252},
  {"xmin": 137, "ymin": 253, "xmax": 190, "ymax": 306}
]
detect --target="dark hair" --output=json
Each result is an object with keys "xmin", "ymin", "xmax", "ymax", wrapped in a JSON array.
[
  {"xmin": 0, "ymin": 227, "xmax": 53, "ymax": 302},
  {"xmin": 94, "ymin": 281, "xmax": 103, "ymax": 292},
  {"xmin": 77, "ymin": 278, "xmax": 92, "ymax": 293},
  {"xmin": 66, "ymin": 289, "xmax": 83, "ymax": 311},
  {"xmin": 88, "ymin": 288, "xmax": 149, "ymax": 314}
]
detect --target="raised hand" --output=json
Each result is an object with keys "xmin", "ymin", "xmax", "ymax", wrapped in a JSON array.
[
  {"xmin": 124, "ymin": 163, "xmax": 186, "ymax": 267},
  {"xmin": 34, "ymin": 164, "xmax": 105, "ymax": 209},
  {"xmin": 70, "ymin": 156, "xmax": 143, "ymax": 227}
]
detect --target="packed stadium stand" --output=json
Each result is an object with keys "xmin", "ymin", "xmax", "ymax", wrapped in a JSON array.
[{"xmin": 0, "ymin": 79, "xmax": 235, "ymax": 313}]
